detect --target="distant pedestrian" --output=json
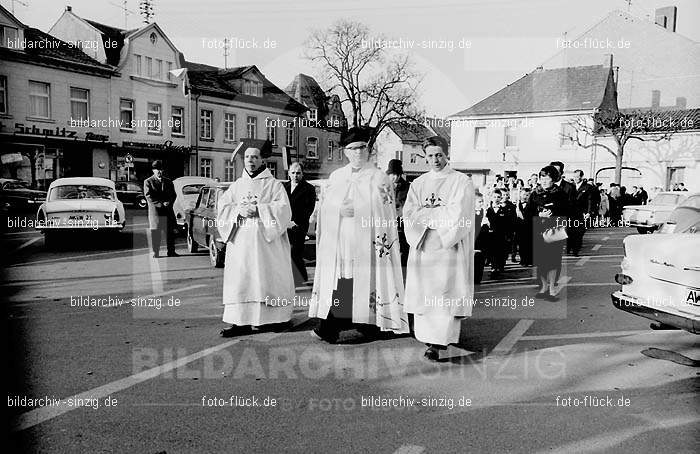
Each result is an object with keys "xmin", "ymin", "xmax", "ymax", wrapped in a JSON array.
[
  {"xmin": 144, "ymin": 160, "xmax": 178, "ymax": 258},
  {"xmin": 387, "ymin": 158, "xmax": 410, "ymax": 280}
]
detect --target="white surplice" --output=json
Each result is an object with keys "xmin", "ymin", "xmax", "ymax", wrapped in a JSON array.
[
  {"xmin": 403, "ymin": 165, "xmax": 475, "ymax": 345},
  {"xmin": 309, "ymin": 164, "xmax": 409, "ymax": 333},
  {"xmin": 217, "ymin": 168, "xmax": 294, "ymax": 326}
]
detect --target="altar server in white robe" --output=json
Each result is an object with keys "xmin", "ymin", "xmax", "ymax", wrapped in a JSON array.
[
  {"xmin": 404, "ymin": 136, "xmax": 475, "ymax": 361},
  {"xmin": 309, "ymin": 126, "xmax": 409, "ymax": 343},
  {"xmin": 217, "ymin": 142, "xmax": 295, "ymax": 337}
]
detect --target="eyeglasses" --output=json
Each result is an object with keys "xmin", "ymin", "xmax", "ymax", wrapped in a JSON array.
[{"xmin": 344, "ymin": 144, "xmax": 368, "ymax": 151}]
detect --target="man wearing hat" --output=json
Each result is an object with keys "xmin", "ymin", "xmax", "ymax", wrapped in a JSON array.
[
  {"xmin": 386, "ymin": 158, "xmax": 410, "ymax": 279},
  {"xmin": 403, "ymin": 136, "xmax": 475, "ymax": 361},
  {"xmin": 144, "ymin": 160, "xmax": 178, "ymax": 258},
  {"xmin": 309, "ymin": 126, "xmax": 409, "ymax": 343},
  {"xmin": 217, "ymin": 140, "xmax": 296, "ymax": 337}
]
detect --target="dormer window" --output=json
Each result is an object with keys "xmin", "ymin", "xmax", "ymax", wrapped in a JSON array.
[
  {"xmin": 243, "ymin": 79, "xmax": 263, "ymax": 97},
  {"xmin": 308, "ymin": 109, "xmax": 318, "ymax": 122},
  {"xmin": 150, "ymin": 32, "xmax": 157, "ymax": 45},
  {"xmin": 1, "ymin": 25, "xmax": 19, "ymax": 48}
]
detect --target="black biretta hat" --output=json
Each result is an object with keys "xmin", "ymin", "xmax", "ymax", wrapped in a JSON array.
[{"xmin": 151, "ymin": 160, "xmax": 163, "ymax": 170}]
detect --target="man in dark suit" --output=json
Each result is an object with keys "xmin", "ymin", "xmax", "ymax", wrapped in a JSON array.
[
  {"xmin": 283, "ymin": 162, "xmax": 316, "ymax": 285},
  {"xmin": 474, "ymin": 192, "xmax": 490, "ymax": 284},
  {"xmin": 550, "ymin": 161, "xmax": 577, "ymax": 254},
  {"xmin": 515, "ymin": 187, "xmax": 533, "ymax": 266},
  {"xmin": 144, "ymin": 160, "xmax": 178, "ymax": 258},
  {"xmin": 486, "ymin": 188, "xmax": 516, "ymax": 278},
  {"xmin": 386, "ymin": 159, "xmax": 410, "ymax": 279},
  {"xmin": 569, "ymin": 169, "xmax": 593, "ymax": 256}
]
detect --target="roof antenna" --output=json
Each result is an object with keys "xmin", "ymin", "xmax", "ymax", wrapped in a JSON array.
[
  {"xmin": 11, "ymin": 0, "xmax": 29, "ymax": 15},
  {"xmin": 109, "ymin": 1, "xmax": 136, "ymax": 29},
  {"xmin": 139, "ymin": 0, "xmax": 154, "ymax": 24},
  {"xmin": 223, "ymin": 38, "xmax": 230, "ymax": 69}
]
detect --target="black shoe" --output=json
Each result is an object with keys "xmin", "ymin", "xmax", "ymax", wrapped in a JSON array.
[
  {"xmin": 424, "ymin": 346, "xmax": 440, "ymax": 362},
  {"xmin": 310, "ymin": 327, "xmax": 339, "ymax": 344},
  {"xmin": 152, "ymin": 253, "xmax": 160, "ymax": 258},
  {"xmin": 535, "ymin": 290, "xmax": 549, "ymax": 298},
  {"xmin": 545, "ymin": 292, "xmax": 559, "ymax": 302},
  {"xmin": 167, "ymin": 251, "xmax": 180, "ymax": 257},
  {"xmin": 220, "ymin": 325, "xmax": 250, "ymax": 338}
]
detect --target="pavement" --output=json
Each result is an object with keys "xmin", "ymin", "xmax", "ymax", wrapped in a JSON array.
[{"xmin": 2, "ymin": 209, "xmax": 698, "ymax": 453}]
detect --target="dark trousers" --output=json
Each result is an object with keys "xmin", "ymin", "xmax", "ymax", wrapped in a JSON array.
[
  {"xmin": 316, "ymin": 278, "xmax": 378, "ymax": 338},
  {"xmin": 517, "ymin": 220, "xmax": 533, "ymax": 265},
  {"xmin": 288, "ymin": 228, "xmax": 308, "ymax": 283},
  {"xmin": 148, "ymin": 215, "xmax": 175, "ymax": 255},
  {"xmin": 398, "ymin": 228, "xmax": 409, "ymax": 282},
  {"xmin": 489, "ymin": 231, "xmax": 508, "ymax": 272},
  {"xmin": 568, "ymin": 222, "xmax": 586, "ymax": 254}
]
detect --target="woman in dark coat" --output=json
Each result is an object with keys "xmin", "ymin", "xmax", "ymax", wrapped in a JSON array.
[{"xmin": 526, "ymin": 166, "xmax": 568, "ymax": 301}]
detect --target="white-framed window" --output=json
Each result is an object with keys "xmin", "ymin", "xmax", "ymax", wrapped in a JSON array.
[
  {"xmin": 147, "ymin": 103, "xmax": 161, "ymax": 132},
  {"xmin": 474, "ymin": 126, "xmax": 487, "ymax": 150},
  {"xmin": 224, "ymin": 113, "xmax": 236, "ymax": 141},
  {"xmin": 200, "ymin": 158, "xmax": 213, "ymax": 178},
  {"xmin": 266, "ymin": 161, "xmax": 277, "ymax": 176},
  {"xmin": 145, "ymin": 57, "xmax": 153, "ymax": 77},
  {"xmin": 267, "ymin": 124, "xmax": 276, "ymax": 145},
  {"xmin": 243, "ymin": 79, "xmax": 262, "ymax": 97},
  {"xmin": 134, "ymin": 54, "xmax": 142, "ymax": 75},
  {"xmin": 224, "ymin": 159, "xmax": 235, "ymax": 182},
  {"xmin": 0, "ymin": 75, "xmax": 8, "ymax": 114},
  {"xmin": 504, "ymin": 126, "xmax": 517, "ymax": 148},
  {"xmin": 155, "ymin": 59, "xmax": 162, "ymax": 79},
  {"xmin": 285, "ymin": 126, "xmax": 295, "ymax": 147},
  {"xmin": 28, "ymin": 81, "xmax": 50, "ymax": 118},
  {"xmin": 327, "ymin": 140, "xmax": 334, "ymax": 160},
  {"xmin": 306, "ymin": 137, "xmax": 318, "ymax": 159},
  {"xmin": 200, "ymin": 110, "xmax": 213, "ymax": 139},
  {"xmin": 247, "ymin": 116, "xmax": 257, "ymax": 139},
  {"xmin": 308, "ymin": 108, "xmax": 318, "ymax": 122},
  {"xmin": 120, "ymin": 99, "xmax": 134, "ymax": 130},
  {"xmin": 69, "ymin": 87, "xmax": 89, "ymax": 121},
  {"xmin": 1, "ymin": 25, "xmax": 18, "ymax": 48},
  {"xmin": 560, "ymin": 123, "xmax": 576, "ymax": 147},
  {"xmin": 171, "ymin": 106, "xmax": 184, "ymax": 135},
  {"xmin": 167, "ymin": 62, "xmax": 172, "ymax": 81}
]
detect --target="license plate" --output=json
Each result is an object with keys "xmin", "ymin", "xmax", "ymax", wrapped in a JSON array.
[
  {"xmin": 685, "ymin": 288, "xmax": 700, "ymax": 306},
  {"xmin": 68, "ymin": 215, "xmax": 84, "ymax": 221}
]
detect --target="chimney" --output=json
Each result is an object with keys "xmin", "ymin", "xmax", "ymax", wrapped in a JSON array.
[
  {"xmin": 675, "ymin": 97, "xmax": 687, "ymax": 109},
  {"xmin": 655, "ymin": 6, "xmax": 677, "ymax": 32},
  {"xmin": 66, "ymin": 5, "xmax": 72, "ymax": 11},
  {"xmin": 603, "ymin": 54, "xmax": 613, "ymax": 67},
  {"xmin": 651, "ymin": 90, "xmax": 661, "ymax": 109}
]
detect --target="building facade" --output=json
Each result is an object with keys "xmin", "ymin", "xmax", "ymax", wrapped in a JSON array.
[
  {"xmin": 0, "ymin": 5, "xmax": 114, "ymax": 188},
  {"xmin": 49, "ymin": 7, "xmax": 191, "ymax": 183}
]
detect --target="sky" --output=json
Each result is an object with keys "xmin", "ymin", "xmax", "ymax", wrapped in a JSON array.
[{"xmin": 6, "ymin": 0, "xmax": 700, "ymax": 118}]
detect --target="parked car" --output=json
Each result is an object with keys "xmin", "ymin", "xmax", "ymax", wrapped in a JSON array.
[
  {"xmin": 612, "ymin": 220, "xmax": 700, "ymax": 333},
  {"xmin": 622, "ymin": 191, "xmax": 689, "ymax": 234},
  {"xmin": 173, "ymin": 176, "xmax": 215, "ymax": 231},
  {"xmin": 657, "ymin": 193, "xmax": 700, "ymax": 234},
  {"xmin": 185, "ymin": 182, "xmax": 230, "ymax": 268},
  {"xmin": 115, "ymin": 181, "xmax": 147, "ymax": 208},
  {"xmin": 35, "ymin": 177, "xmax": 126, "ymax": 247},
  {"xmin": 0, "ymin": 178, "xmax": 46, "ymax": 212}
]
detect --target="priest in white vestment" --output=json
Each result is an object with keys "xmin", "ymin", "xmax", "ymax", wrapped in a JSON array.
[
  {"xmin": 217, "ymin": 142, "xmax": 295, "ymax": 337},
  {"xmin": 309, "ymin": 126, "xmax": 409, "ymax": 343},
  {"xmin": 404, "ymin": 136, "xmax": 475, "ymax": 361}
]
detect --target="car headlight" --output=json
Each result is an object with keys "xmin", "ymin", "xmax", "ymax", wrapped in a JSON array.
[{"xmin": 615, "ymin": 273, "xmax": 633, "ymax": 285}]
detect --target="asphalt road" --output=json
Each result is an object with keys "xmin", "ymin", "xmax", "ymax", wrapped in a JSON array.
[{"xmin": 2, "ymin": 209, "xmax": 698, "ymax": 453}]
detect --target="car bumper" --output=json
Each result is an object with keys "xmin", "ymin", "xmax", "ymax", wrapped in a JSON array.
[{"xmin": 611, "ymin": 291, "xmax": 700, "ymax": 334}]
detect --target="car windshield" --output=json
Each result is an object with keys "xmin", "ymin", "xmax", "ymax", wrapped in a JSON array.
[
  {"xmin": 650, "ymin": 194, "xmax": 680, "ymax": 205},
  {"xmin": 678, "ymin": 196, "xmax": 700, "ymax": 209},
  {"xmin": 182, "ymin": 184, "xmax": 205, "ymax": 195},
  {"xmin": 4, "ymin": 181, "xmax": 30, "ymax": 190},
  {"xmin": 49, "ymin": 185, "xmax": 115, "ymax": 201}
]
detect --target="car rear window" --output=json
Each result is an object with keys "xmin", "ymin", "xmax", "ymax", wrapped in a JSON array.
[
  {"xmin": 183, "ymin": 184, "xmax": 204, "ymax": 195},
  {"xmin": 650, "ymin": 194, "xmax": 680, "ymax": 205},
  {"xmin": 49, "ymin": 185, "xmax": 114, "ymax": 201},
  {"xmin": 679, "ymin": 196, "xmax": 700, "ymax": 209}
]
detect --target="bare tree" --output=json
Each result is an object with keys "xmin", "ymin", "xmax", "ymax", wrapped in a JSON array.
[
  {"xmin": 304, "ymin": 20, "xmax": 424, "ymax": 146},
  {"xmin": 561, "ymin": 108, "xmax": 680, "ymax": 184}
]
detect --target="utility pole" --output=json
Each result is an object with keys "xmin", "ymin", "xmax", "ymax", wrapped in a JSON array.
[{"xmin": 223, "ymin": 38, "xmax": 230, "ymax": 69}]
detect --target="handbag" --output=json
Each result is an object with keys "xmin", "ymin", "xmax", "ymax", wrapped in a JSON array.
[{"xmin": 542, "ymin": 226, "xmax": 568, "ymax": 243}]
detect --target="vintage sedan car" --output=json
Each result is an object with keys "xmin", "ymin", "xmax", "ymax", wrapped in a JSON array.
[
  {"xmin": 36, "ymin": 177, "xmax": 126, "ymax": 246},
  {"xmin": 657, "ymin": 193, "xmax": 700, "ymax": 234},
  {"xmin": 612, "ymin": 223, "xmax": 700, "ymax": 333},
  {"xmin": 115, "ymin": 181, "xmax": 147, "ymax": 208},
  {"xmin": 0, "ymin": 178, "xmax": 46, "ymax": 212},
  {"xmin": 185, "ymin": 182, "xmax": 230, "ymax": 268},
  {"xmin": 173, "ymin": 176, "xmax": 215, "ymax": 231},
  {"xmin": 622, "ymin": 191, "xmax": 689, "ymax": 234}
]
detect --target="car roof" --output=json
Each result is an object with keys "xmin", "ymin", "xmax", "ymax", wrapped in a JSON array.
[
  {"xmin": 48, "ymin": 177, "xmax": 115, "ymax": 189},
  {"xmin": 204, "ymin": 182, "xmax": 231, "ymax": 189},
  {"xmin": 173, "ymin": 177, "xmax": 216, "ymax": 189}
]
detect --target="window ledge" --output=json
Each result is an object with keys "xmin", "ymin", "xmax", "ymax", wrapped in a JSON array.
[
  {"xmin": 147, "ymin": 131, "xmax": 163, "ymax": 136},
  {"xmin": 171, "ymin": 133, "xmax": 185, "ymax": 138},
  {"xmin": 129, "ymin": 75, "xmax": 178, "ymax": 88},
  {"xmin": 199, "ymin": 138, "xmax": 214, "ymax": 142},
  {"xmin": 26, "ymin": 116, "xmax": 55, "ymax": 123},
  {"xmin": 120, "ymin": 128, "xmax": 136, "ymax": 134},
  {"xmin": 0, "ymin": 113, "xmax": 13, "ymax": 119}
]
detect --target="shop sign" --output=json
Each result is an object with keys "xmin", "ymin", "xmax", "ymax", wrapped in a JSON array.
[{"xmin": 0, "ymin": 122, "xmax": 109, "ymax": 142}]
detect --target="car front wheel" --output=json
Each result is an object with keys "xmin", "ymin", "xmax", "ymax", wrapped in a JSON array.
[
  {"xmin": 209, "ymin": 236, "xmax": 224, "ymax": 268},
  {"xmin": 186, "ymin": 224, "xmax": 198, "ymax": 253}
]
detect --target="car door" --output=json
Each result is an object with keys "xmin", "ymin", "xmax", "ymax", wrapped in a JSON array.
[
  {"xmin": 202, "ymin": 187, "xmax": 217, "ymax": 243},
  {"xmin": 192, "ymin": 187, "xmax": 209, "ymax": 246}
]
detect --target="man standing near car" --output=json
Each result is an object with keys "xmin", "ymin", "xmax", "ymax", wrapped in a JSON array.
[
  {"xmin": 283, "ymin": 162, "xmax": 316, "ymax": 285},
  {"xmin": 144, "ymin": 160, "xmax": 178, "ymax": 258},
  {"xmin": 569, "ymin": 169, "xmax": 593, "ymax": 256}
]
